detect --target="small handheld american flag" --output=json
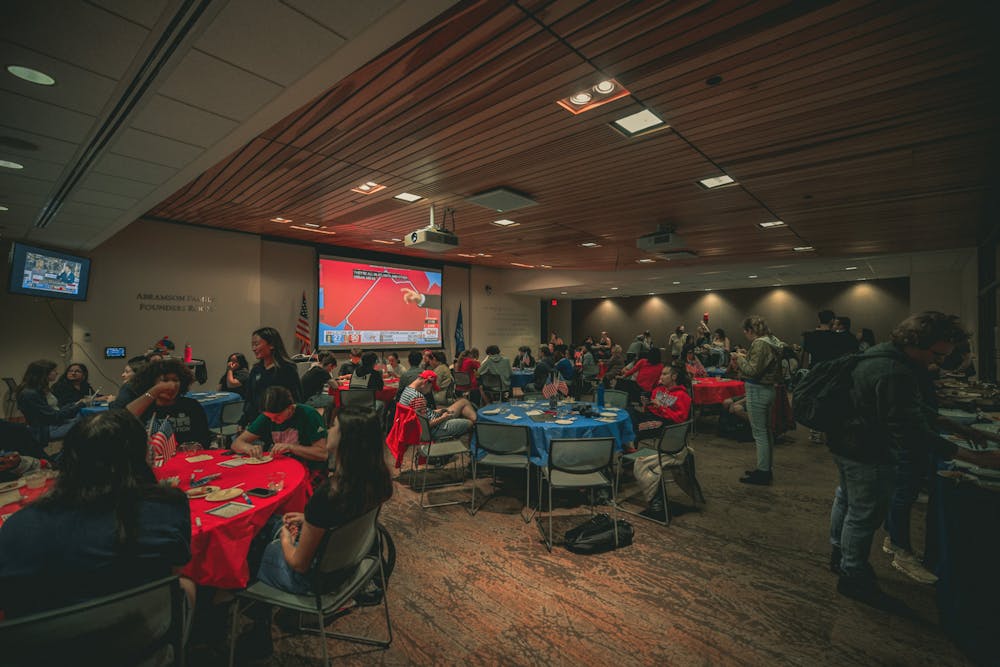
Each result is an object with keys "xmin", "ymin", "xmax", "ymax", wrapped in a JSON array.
[
  {"xmin": 541, "ymin": 372, "xmax": 569, "ymax": 398},
  {"xmin": 147, "ymin": 417, "xmax": 177, "ymax": 468},
  {"xmin": 295, "ymin": 291, "xmax": 311, "ymax": 355}
]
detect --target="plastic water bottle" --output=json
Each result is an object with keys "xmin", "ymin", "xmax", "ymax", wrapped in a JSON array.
[
  {"xmin": 596, "ymin": 383, "xmax": 605, "ymax": 408},
  {"xmin": 183, "ymin": 343, "xmax": 193, "ymax": 363}
]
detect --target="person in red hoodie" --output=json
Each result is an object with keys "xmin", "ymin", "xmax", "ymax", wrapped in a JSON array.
[
  {"xmin": 617, "ymin": 347, "xmax": 665, "ymax": 403},
  {"xmin": 631, "ymin": 365, "xmax": 692, "ymax": 521}
]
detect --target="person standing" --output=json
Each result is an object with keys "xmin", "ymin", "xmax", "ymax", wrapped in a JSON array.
[
  {"xmin": 827, "ymin": 312, "xmax": 1000, "ymax": 608},
  {"xmin": 243, "ymin": 327, "xmax": 303, "ymax": 425},
  {"xmin": 668, "ymin": 325, "xmax": 688, "ymax": 361},
  {"xmin": 732, "ymin": 316, "xmax": 785, "ymax": 486}
]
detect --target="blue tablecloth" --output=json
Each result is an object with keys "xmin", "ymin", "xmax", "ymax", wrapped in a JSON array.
[
  {"xmin": 510, "ymin": 370, "xmax": 534, "ymax": 389},
  {"xmin": 475, "ymin": 401, "xmax": 635, "ymax": 466},
  {"xmin": 81, "ymin": 391, "xmax": 242, "ymax": 429}
]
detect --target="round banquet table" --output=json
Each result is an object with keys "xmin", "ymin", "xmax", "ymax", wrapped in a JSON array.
[
  {"xmin": 691, "ymin": 378, "xmax": 745, "ymax": 405},
  {"xmin": 474, "ymin": 400, "xmax": 635, "ymax": 466},
  {"xmin": 509, "ymin": 370, "xmax": 534, "ymax": 389},
  {"xmin": 0, "ymin": 477, "xmax": 56, "ymax": 525},
  {"xmin": 154, "ymin": 450, "xmax": 310, "ymax": 589},
  {"xmin": 81, "ymin": 391, "xmax": 242, "ymax": 429},
  {"xmin": 329, "ymin": 379, "xmax": 398, "ymax": 406}
]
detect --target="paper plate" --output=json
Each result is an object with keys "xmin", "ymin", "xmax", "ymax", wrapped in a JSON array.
[
  {"xmin": 186, "ymin": 485, "xmax": 220, "ymax": 499},
  {"xmin": 554, "ymin": 419, "xmax": 574, "ymax": 425},
  {"xmin": 0, "ymin": 478, "xmax": 26, "ymax": 493},
  {"xmin": 600, "ymin": 411, "xmax": 618, "ymax": 418},
  {"xmin": 244, "ymin": 456, "xmax": 274, "ymax": 465},
  {"xmin": 205, "ymin": 487, "xmax": 244, "ymax": 502},
  {"xmin": 481, "ymin": 408, "xmax": 501, "ymax": 415}
]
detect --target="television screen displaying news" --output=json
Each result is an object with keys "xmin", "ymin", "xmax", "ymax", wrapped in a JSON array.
[
  {"xmin": 317, "ymin": 256, "xmax": 442, "ymax": 349},
  {"xmin": 8, "ymin": 242, "xmax": 91, "ymax": 301}
]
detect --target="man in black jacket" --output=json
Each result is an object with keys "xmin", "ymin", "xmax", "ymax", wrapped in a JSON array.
[{"xmin": 827, "ymin": 312, "xmax": 1000, "ymax": 608}]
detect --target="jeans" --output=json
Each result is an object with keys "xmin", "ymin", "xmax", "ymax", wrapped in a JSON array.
[
  {"xmin": 49, "ymin": 415, "xmax": 82, "ymax": 441},
  {"xmin": 830, "ymin": 455, "xmax": 895, "ymax": 579},
  {"xmin": 744, "ymin": 383, "xmax": 775, "ymax": 471},
  {"xmin": 884, "ymin": 448, "xmax": 927, "ymax": 553},
  {"xmin": 432, "ymin": 417, "xmax": 471, "ymax": 440},
  {"xmin": 256, "ymin": 520, "xmax": 312, "ymax": 595},
  {"xmin": 305, "ymin": 394, "xmax": 334, "ymax": 410}
]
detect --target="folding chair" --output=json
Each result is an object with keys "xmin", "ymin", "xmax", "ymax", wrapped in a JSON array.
[
  {"xmin": 215, "ymin": 399, "xmax": 245, "ymax": 445},
  {"xmin": 470, "ymin": 422, "xmax": 534, "ymax": 522},
  {"xmin": 479, "ymin": 373, "xmax": 509, "ymax": 404},
  {"xmin": 538, "ymin": 437, "xmax": 617, "ymax": 552},
  {"xmin": 616, "ymin": 420, "xmax": 704, "ymax": 526},
  {"xmin": 603, "ymin": 389, "xmax": 629, "ymax": 409},
  {"xmin": 229, "ymin": 507, "xmax": 392, "ymax": 666},
  {"xmin": 452, "ymin": 371, "xmax": 472, "ymax": 399},
  {"xmin": 412, "ymin": 414, "xmax": 470, "ymax": 509},
  {"xmin": 340, "ymin": 389, "xmax": 376, "ymax": 410}
]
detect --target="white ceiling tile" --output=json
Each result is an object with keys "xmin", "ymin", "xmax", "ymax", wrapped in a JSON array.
[
  {"xmin": 110, "ymin": 127, "xmax": 203, "ymax": 169},
  {"xmin": 0, "ymin": 153, "xmax": 66, "ymax": 181},
  {"xmin": 68, "ymin": 188, "xmax": 137, "ymax": 210},
  {"xmin": 157, "ymin": 49, "xmax": 282, "ymax": 121},
  {"xmin": 285, "ymin": 0, "xmax": 403, "ymax": 39},
  {"xmin": 78, "ymin": 171, "xmax": 158, "ymax": 200},
  {"xmin": 88, "ymin": 0, "xmax": 171, "ymax": 29},
  {"xmin": 56, "ymin": 201, "xmax": 125, "ymax": 221},
  {"xmin": 0, "ymin": 41, "xmax": 119, "ymax": 116},
  {"xmin": 0, "ymin": 0, "xmax": 150, "ymax": 79},
  {"xmin": 195, "ymin": 0, "xmax": 345, "ymax": 86},
  {"xmin": 130, "ymin": 94, "xmax": 240, "ymax": 148},
  {"xmin": 0, "ymin": 172, "xmax": 57, "ymax": 197},
  {"xmin": 0, "ymin": 89, "xmax": 96, "ymax": 143},
  {"xmin": 91, "ymin": 153, "xmax": 177, "ymax": 185},
  {"xmin": 0, "ymin": 126, "xmax": 80, "ymax": 164}
]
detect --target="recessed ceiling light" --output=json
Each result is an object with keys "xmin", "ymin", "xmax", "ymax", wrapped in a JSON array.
[
  {"xmin": 636, "ymin": 258, "xmax": 655, "ymax": 263},
  {"xmin": 457, "ymin": 253, "xmax": 477, "ymax": 258},
  {"xmin": 561, "ymin": 291, "xmax": 568, "ymax": 295},
  {"xmin": 393, "ymin": 192, "xmax": 422, "ymax": 202},
  {"xmin": 772, "ymin": 284, "xmax": 781, "ymax": 287},
  {"xmin": 612, "ymin": 109, "xmax": 668, "ymax": 137},
  {"xmin": 391, "ymin": 238, "xmax": 402, "ymax": 242},
  {"xmin": 705, "ymin": 288, "xmax": 711, "ymax": 291},
  {"xmin": 0, "ymin": 159, "xmax": 24, "ymax": 170},
  {"xmin": 476, "ymin": 253, "xmax": 492, "ymax": 257},
  {"xmin": 601, "ymin": 295, "xmax": 608, "ymax": 298},
  {"xmin": 350, "ymin": 181, "xmax": 386, "ymax": 195},
  {"xmin": 511, "ymin": 262, "xmax": 534, "ymax": 268},
  {"xmin": 648, "ymin": 292, "xmax": 655, "ymax": 296},
  {"xmin": 748, "ymin": 275, "xmax": 758, "ymax": 278},
  {"xmin": 844, "ymin": 266, "xmax": 858, "ymax": 270},
  {"xmin": 557, "ymin": 78, "xmax": 630, "ymax": 115},
  {"xmin": 6, "ymin": 65, "xmax": 55, "ymax": 86},
  {"xmin": 290, "ymin": 225, "xmax": 335, "ymax": 235},
  {"xmin": 672, "ymin": 281, "xmax": 680, "ymax": 285},
  {"xmin": 371, "ymin": 239, "xmax": 395, "ymax": 244},
  {"xmin": 581, "ymin": 242, "xmax": 601, "ymax": 248},
  {"xmin": 270, "ymin": 216, "xmax": 291, "ymax": 223},
  {"xmin": 539, "ymin": 264, "xmax": 552, "ymax": 269},
  {"xmin": 794, "ymin": 246, "xmax": 815, "ymax": 252},
  {"xmin": 758, "ymin": 220, "xmax": 786, "ymax": 228},
  {"xmin": 0, "ymin": 205, "xmax": 8, "ymax": 211},
  {"xmin": 492, "ymin": 219, "xmax": 519, "ymax": 227},
  {"xmin": 610, "ymin": 287, "xmax": 619, "ymax": 290},
  {"xmin": 303, "ymin": 222, "xmax": 320, "ymax": 228},
  {"xmin": 697, "ymin": 174, "xmax": 735, "ymax": 189}
]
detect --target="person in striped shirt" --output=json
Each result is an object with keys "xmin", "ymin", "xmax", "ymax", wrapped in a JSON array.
[{"xmin": 398, "ymin": 371, "xmax": 476, "ymax": 439}]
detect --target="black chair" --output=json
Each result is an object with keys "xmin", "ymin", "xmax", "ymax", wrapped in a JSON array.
[
  {"xmin": 228, "ymin": 507, "xmax": 392, "ymax": 666},
  {"xmin": 471, "ymin": 422, "xmax": 534, "ymax": 522},
  {"xmin": 0, "ymin": 576, "xmax": 187, "ymax": 666},
  {"xmin": 340, "ymin": 388, "xmax": 376, "ymax": 410},
  {"xmin": 538, "ymin": 437, "xmax": 618, "ymax": 552},
  {"xmin": 479, "ymin": 373, "xmax": 509, "ymax": 404},
  {"xmin": 3, "ymin": 377, "xmax": 17, "ymax": 418},
  {"xmin": 452, "ymin": 371, "xmax": 472, "ymax": 399}
]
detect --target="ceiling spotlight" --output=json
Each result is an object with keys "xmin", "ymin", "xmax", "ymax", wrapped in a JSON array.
[
  {"xmin": 636, "ymin": 258, "xmax": 655, "ymax": 263},
  {"xmin": 561, "ymin": 291, "xmax": 568, "ymax": 295},
  {"xmin": 539, "ymin": 264, "xmax": 552, "ymax": 269},
  {"xmin": 672, "ymin": 281, "xmax": 680, "ymax": 285},
  {"xmin": 351, "ymin": 181, "xmax": 385, "ymax": 195},
  {"xmin": 569, "ymin": 92, "xmax": 592, "ymax": 105},
  {"xmin": 793, "ymin": 246, "xmax": 815, "ymax": 252},
  {"xmin": 0, "ymin": 205, "xmax": 8, "ymax": 211},
  {"xmin": 593, "ymin": 80, "xmax": 615, "ymax": 94},
  {"xmin": 844, "ymin": 266, "xmax": 858, "ymax": 270},
  {"xmin": 758, "ymin": 220, "xmax": 786, "ymax": 229},
  {"xmin": 457, "ymin": 253, "xmax": 477, "ymax": 258},
  {"xmin": 303, "ymin": 223, "xmax": 320, "ymax": 228},
  {"xmin": 557, "ymin": 78, "xmax": 630, "ymax": 115},
  {"xmin": 270, "ymin": 216, "xmax": 291, "ymax": 223},
  {"xmin": 0, "ymin": 159, "xmax": 25, "ymax": 170},
  {"xmin": 510, "ymin": 262, "xmax": 535, "ymax": 268},
  {"xmin": 697, "ymin": 174, "xmax": 735, "ymax": 189},
  {"xmin": 612, "ymin": 109, "xmax": 668, "ymax": 137},
  {"xmin": 393, "ymin": 192, "xmax": 422, "ymax": 202},
  {"xmin": 492, "ymin": 219, "xmax": 518, "ymax": 227},
  {"xmin": 6, "ymin": 65, "xmax": 55, "ymax": 86},
  {"xmin": 748, "ymin": 275, "xmax": 758, "ymax": 278},
  {"xmin": 580, "ymin": 242, "xmax": 601, "ymax": 248},
  {"xmin": 610, "ymin": 287, "xmax": 619, "ymax": 290},
  {"xmin": 371, "ymin": 239, "xmax": 395, "ymax": 244}
]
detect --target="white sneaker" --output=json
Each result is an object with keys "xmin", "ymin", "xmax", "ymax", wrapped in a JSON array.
[
  {"xmin": 881, "ymin": 536, "xmax": 898, "ymax": 556},
  {"xmin": 891, "ymin": 550, "xmax": 938, "ymax": 584}
]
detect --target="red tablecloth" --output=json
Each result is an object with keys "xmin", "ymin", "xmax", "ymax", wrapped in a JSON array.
[
  {"xmin": 692, "ymin": 378, "xmax": 745, "ymax": 405},
  {"xmin": 0, "ymin": 478, "xmax": 55, "ymax": 522},
  {"xmin": 154, "ymin": 450, "xmax": 310, "ymax": 589},
  {"xmin": 330, "ymin": 379, "xmax": 398, "ymax": 406}
]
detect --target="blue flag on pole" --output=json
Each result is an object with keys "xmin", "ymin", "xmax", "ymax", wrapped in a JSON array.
[{"xmin": 454, "ymin": 303, "xmax": 465, "ymax": 354}]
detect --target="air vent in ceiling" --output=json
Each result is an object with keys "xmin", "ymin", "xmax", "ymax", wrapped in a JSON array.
[
  {"xmin": 653, "ymin": 250, "xmax": 698, "ymax": 260},
  {"xmin": 466, "ymin": 187, "xmax": 537, "ymax": 212}
]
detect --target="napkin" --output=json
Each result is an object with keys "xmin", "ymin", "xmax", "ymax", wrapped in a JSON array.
[
  {"xmin": 505, "ymin": 413, "xmax": 521, "ymax": 421},
  {"xmin": 218, "ymin": 458, "xmax": 248, "ymax": 468},
  {"xmin": 185, "ymin": 454, "xmax": 213, "ymax": 463},
  {"xmin": 0, "ymin": 490, "xmax": 20, "ymax": 507},
  {"xmin": 525, "ymin": 410, "xmax": 543, "ymax": 416}
]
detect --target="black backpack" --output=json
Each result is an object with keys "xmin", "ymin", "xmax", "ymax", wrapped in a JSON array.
[
  {"xmin": 792, "ymin": 352, "xmax": 893, "ymax": 431},
  {"xmin": 564, "ymin": 514, "xmax": 634, "ymax": 554}
]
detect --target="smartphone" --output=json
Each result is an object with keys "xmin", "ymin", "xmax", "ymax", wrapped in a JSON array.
[{"xmin": 246, "ymin": 487, "xmax": 277, "ymax": 498}]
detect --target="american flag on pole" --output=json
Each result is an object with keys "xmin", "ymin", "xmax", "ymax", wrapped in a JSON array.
[
  {"xmin": 147, "ymin": 417, "xmax": 177, "ymax": 468},
  {"xmin": 541, "ymin": 372, "xmax": 569, "ymax": 399},
  {"xmin": 295, "ymin": 291, "xmax": 311, "ymax": 354}
]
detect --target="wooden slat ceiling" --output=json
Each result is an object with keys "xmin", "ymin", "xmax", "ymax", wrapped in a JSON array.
[{"xmin": 147, "ymin": 0, "xmax": 997, "ymax": 272}]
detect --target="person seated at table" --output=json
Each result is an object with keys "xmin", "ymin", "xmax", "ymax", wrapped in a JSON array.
[
  {"xmin": 626, "ymin": 334, "xmax": 649, "ymax": 363},
  {"xmin": 129, "ymin": 359, "xmax": 212, "ymax": 448},
  {"xmin": 455, "ymin": 347, "xmax": 480, "ymax": 394},
  {"xmin": 301, "ymin": 352, "xmax": 337, "ymax": 411},
  {"xmin": 0, "ymin": 410, "xmax": 194, "ymax": 618},
  {"xmin": 337, "ymin": 348, "xmax": 362, "ymax": 380},
  {"xmin": 383, "ymin": 352, "xmax": 403, "ymax": 379},
  {"xmin": 707, "ymin": 328, "xmax": 730, "ymax": 366},
  {"xmin": 579, "ymin": 346, "xmax": 599, "ymax": 380},
  {"xmin": 602, "ymin": 344, "xmax": 626, "ymax": 388},
  {"xmin": 617, "ymin": 348, "xmax": 664, "ymax": 403},
  {"xmin": 428, "ymin": 351, "xmax": 454, "ymax": 405},
  {"xmin": 532, "ymin": 346, "xmax": 556, "ymax": 390},
  {"xmin": 233, "ymin": 386, "xmax": 328, "ymax": 485},
  {"xmin": 350, "ymin": 352, "xmax": 385, "ymax": 392},
  {"xmin": 552, "ymin": 344, "xmax": 576, "ymax": 381},
  {"xmin": 683, "ymin": 344, "xmax": 707, "ymax": 378},
  {"xmin": 398, "ymin": 350, "xmax": 425, "ymax": 389},
  {"xmin": 628, "ymin": 365, "xmax": 693, "ymax": 521},
  {"xmin": 243, "ymin": 327, "xmax": 303, "ymax": 426},
  {"xmin": 218, "ymin": 352, "xmax": 250, "ymax": 399},
  {"xmin": 108, "ymin": 355, "xmax": 149, "ymax": 410},
  {"xmin": 399, "ymin": 371, "xmax": 476, "ymax": 439},
  {"xmin": 513, "ymin": 346, "xmax": 535, "ymax": 369},
  {"xmin": 15, "ymin": 359, "xmax": 91, "ymax": 449},
  {"xmin": 239, "ymin": 406, "xmax": 393, "ymax": 658},
  {"xmin": 51, "ymin": 363, "xmax": 101, "ymax": 407}
]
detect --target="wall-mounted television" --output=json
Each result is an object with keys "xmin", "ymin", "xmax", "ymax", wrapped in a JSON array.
[
  {"xmin": 317, "ymin": 256, "xmax": 442, "ymax": 349},
  {"xmin": 8, "ymin": 242, "xmax": 92, "ymax": 301}
]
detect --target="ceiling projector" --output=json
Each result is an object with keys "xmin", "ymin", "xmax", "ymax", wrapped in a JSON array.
[{"xmin": 404, "ymin": 204, "xmax": 460, "ymax": 252}]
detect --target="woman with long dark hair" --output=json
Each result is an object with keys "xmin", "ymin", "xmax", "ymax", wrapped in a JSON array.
[
  {"xmin": 123, "ymin": 359, "xmax": 211, "ymax": 447},
  {"xmin": 15, "ymin": 359, "xmax": 90, "ymax": 447},
  {"xmin": 0, "ymin": 410, "xmax": 193, "ymax": 617},
  {"xmin": 243, "ymin": 327, "xmax": 302, "ymax": 425},
  {"xmin": 241, "ymin": 406, "xmax": 392, "ymax": 656},
  {"xmin": 218, "ymin": 352, "xmax": 250, "ymax": 398},
  {"xmin": 109, "ymin": 355, "xmax": 150, "ymax": 410},
  {"xmin": 51, "ymin": 362, "xmax": 99, "ymax": 406}
]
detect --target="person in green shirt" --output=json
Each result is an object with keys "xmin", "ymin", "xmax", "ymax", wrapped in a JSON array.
[{"xmin": 233, "ymin": 386, "xmax": 327, "ymax": 472}]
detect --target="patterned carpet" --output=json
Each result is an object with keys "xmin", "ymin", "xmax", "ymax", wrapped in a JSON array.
[{"xmin": 198, "ymin": 421, "xmax": 973, "ymax": 666}]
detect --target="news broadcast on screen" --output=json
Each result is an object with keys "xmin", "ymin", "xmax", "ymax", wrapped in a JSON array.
[{"xmin": 317, "ymin": 257, "xmax": 442, "ymax": 349}]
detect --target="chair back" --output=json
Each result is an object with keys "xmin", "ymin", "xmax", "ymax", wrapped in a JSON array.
[
  {"xmin": 341, "ymin": 389, "xmax": 376, "ymax": 409},
  {"xmin": 475, "ymin": 422, "xmax": 529, "ymax": 456},
  {"xmin": 548, "ymin": 437, "xmax": 615, "ymax": 475},
  {"xmin": 658, "ymin": 420, "xmax": 692, "ymax": 456},
  {"xmin": 453, "ymin": 371, "xmax": 472, "ymax": 388},
  {"xmin": 581, "ymin": 362, "xmax": 600, "ymax": 379},
  {"xmin": 219, "ymin": 400, "xmax": 245, "ymax": 426},
  {"xmin": 311, "ymin": 506, "xmax": 380, "ymax": 589},
  {"xmin": 417, "ymin": 414, "xmax": 434, "ymax": 443},
  {"xmin": 0, "ymin": 576, "xmax": 185, "ymax": 666},
  {"xmin": 3, "ymin": 377, "xmax": 16, "ymax": 395},
  {"xmin": 349, "ymin": 372, "xmax": 372, "ymax": 389},
  {"xmin": 479, "ymin": 373, "xmax": 506, "ymax": 392},
  {"xmin": 603, "ymin": 389, "xmax": 629, "ymax": 408}
]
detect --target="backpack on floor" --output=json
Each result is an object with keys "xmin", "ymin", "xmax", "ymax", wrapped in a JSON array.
[{"xmin": 564, "ymin": 514, "xmax": 634, "ymax": 554}]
